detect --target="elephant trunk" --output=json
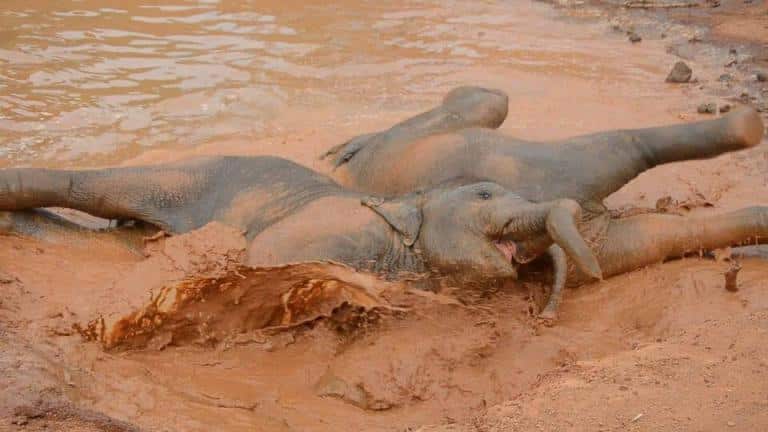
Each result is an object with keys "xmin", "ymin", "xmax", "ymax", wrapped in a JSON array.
[
  {"xmin": 503, "ymin": 199, "xmax": 602, "ymax": 281},
  {"xmin": 545, "ymin": 199, "xmax": 603, "ymax": 280}
]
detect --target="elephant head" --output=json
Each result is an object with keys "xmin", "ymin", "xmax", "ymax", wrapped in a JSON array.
[{"xmin": 363, "ymin": 182, "xmax": 602, "ymax": 282}]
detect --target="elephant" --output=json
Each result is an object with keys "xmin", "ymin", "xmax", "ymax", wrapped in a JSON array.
[
  {"xmin": 321, "ymin": 87, "xmax": 767, "ymax": 318},
  {"xmin": 0, "ymin": 156, "xmax": 603, "ymax": 287}
]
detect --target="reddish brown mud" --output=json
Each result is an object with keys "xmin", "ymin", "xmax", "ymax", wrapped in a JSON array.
[{"xmin": 1, "ymin": 1, "xmax": 767, "ymax": 431}]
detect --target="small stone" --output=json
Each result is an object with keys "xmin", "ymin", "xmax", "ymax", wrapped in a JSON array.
[
  {"xmin": 718, "ymin": 73, "xmax": 733, "ymax": 82},
  {"xmin": 757, "ymin": 71, "xmax": 767, "ymax": 82},
  {"xmin": 720, "ymin": 104, "xmax": 731, "ymax": 113},
  {"xmin": 619, "ymin": 385, "xmax": 629, "ymax": 391},
  {"xmin": 729, "ymin": 48, "xmax": 737, "ymax": 55},
  {"xmin": 628, "ymin": 32, "xmax": 642, "ymax": 43},
  {"xmin": 740, "ymin": 91, "xmax": 752, "ymax": 102},
  {"xmin": 697, "ymin": 102, "xmax": 717, "ymax": 114},
  {"xmin": 727, "ymin": 421, "xmax": 736, "ymax": 427},
  {"xmin": 666, "ymin": 61, "xmax": 693, "ymax": 83}
]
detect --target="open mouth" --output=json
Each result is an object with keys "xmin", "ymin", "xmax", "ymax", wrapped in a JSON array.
[
  {"xmin": 492, "ymin": 219, "xmax": 545, "ymax": 265},
  {"xmin": 493, "ymin": 239, "xmax": 518, "ymax": 263},
  {"xmin": 493, "ymin": 219, "xmax": 521, "ymax": 264}
]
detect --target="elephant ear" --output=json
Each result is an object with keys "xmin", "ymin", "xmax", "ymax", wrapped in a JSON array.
[{"xmin": 362, "ymin": 196, "xmax": 422, "ymax": 246}]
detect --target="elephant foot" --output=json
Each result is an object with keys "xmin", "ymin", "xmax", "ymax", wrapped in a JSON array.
[
  {"xmin": 724, "ymin": 106, "xmax": 764, "ymax": 149},
  {"xmin": 537, "ymin": 304, "xmax": 558, "ymax": 326}
]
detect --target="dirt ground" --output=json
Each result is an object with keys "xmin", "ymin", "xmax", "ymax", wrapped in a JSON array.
[{"xmin": 1, "ymin": 1, "xmax": 768, "ymax": 431}]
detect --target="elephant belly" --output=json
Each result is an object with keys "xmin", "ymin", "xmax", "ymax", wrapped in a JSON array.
[{"xmin": 245, "ymin": 197, "xmax": 374, "ymax": 267}]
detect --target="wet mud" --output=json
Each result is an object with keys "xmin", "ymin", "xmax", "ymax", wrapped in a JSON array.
[{"xmin": 2, "ymin": 0, "xmax": 768, "ymax": 431}]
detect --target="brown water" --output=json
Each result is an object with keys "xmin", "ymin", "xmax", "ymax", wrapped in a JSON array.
[
  {"xmin": 5, "ymin": 1, "xmax": 767, "ymax": 432},
  {"xmin": 0, "ymin": 0, "xmax": 693, "ymax": 170}
]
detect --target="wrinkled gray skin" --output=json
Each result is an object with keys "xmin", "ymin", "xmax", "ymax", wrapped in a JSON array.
[
  {"xmin": 0, "ymin": 156, "xmax": 601, "ymax": 285},
  {"xmin": 323, "ymin": 86, "xmax": 767, "ymax": 318}
]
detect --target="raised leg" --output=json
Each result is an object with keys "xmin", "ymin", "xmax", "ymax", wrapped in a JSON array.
[
  {"xmin": 569, "ymin": 206, "xmax": 768, "ymax": 285},
  {"xmin": 557, "ymin": 107, "xmax": 764, "ymax": 202},
  {"xmin": 321, "ymin": 86, "xmax": 509, "ymax": 165}
]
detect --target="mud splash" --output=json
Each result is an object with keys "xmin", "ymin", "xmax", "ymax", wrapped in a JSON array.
[{"xmin": 81, "ymin": 261, "xmax": 402, "ymax": 352}]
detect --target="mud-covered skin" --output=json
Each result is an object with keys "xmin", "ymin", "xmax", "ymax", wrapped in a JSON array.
[
  {"xmin": 325, "ymin": 87, "xmax": 764, "ymax": 205},
  {"xmin": 0, "ymin": 156, "xmax": 598, "ymax": 283},
  {"xmin": 321, "ymin": 86, "xmax": 509, "ymax": 170},
  {"xmin": 324, "ymin": 86, "xmax": 766, "ymax": 317},
  {"xmin": 0, "ymin": 209, "xmax": 155, "ymax": 253}
]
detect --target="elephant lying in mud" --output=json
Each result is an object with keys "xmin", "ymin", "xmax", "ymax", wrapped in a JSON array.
[
  {"xmin": 322, "ymin": 86, "xmax": 767, "ymax": 317},
  {"xmin": 0, "ymin": 156, "xmax": 602, "ymax": 286}
]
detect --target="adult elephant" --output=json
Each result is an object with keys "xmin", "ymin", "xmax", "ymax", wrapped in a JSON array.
[{"xmin": 321, "ymin": 87, "xmax": 767, "ymax": 317}]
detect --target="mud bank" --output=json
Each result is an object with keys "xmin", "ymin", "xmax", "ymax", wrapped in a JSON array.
[
  {"xmin": 548, "ymin": 0, "xmax": 768, "ymax": 124},
  {"xmin": 2, "ymin": 1, "xmax": 768, "ymax": 431}
]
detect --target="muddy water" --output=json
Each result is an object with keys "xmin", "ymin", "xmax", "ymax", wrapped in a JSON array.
[
  {"xmin": 3, "ymin": 1, "xmax": 765, "ymax": 432},
  {"xmin": 1, "ymin": 0, "xmax": 693, "ymax": 170}
]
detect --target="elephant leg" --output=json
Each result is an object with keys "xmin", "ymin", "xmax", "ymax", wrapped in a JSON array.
[
  {"xmin": 322, "ymin": 86, "xmax": 509, "ymax": 161},
  {"xmin": 559, "ymin": 107, "xmax": 764, "ymax": 202},
  {"xmin": 0, "ymin": 209, "xmax": 152, "ymax": 252},
  {"xmin": 0, "ymin": 162, "xmax": 217, "ymax": 233},
  {"xmin": 577, "ymin": 207, "xmax": 768, "ymax": 283}
]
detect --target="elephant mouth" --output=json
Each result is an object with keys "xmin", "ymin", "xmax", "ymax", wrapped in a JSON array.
[
  {"xmin": 493, "ymin": 219, "xmax": 548, "ymax": 265},
  {"xmin": 493, "ymin": 239, "xmax": 518, "ymax": 264},
  {"xmin": 493, "ymin": 238, "xmax": 540, "ymax": 265}
]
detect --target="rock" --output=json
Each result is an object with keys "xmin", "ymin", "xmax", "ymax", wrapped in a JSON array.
[
  {"xmin": 718, "ymin": 73, "xmax": 733, "ymax": 82},
  {"xmin": 666, "ymin": 61, "xmax": 692, "ymax": 83},
  {"xmin": 727, "ymin": 421, "xmax": 736, "ymax": 427},
  {"xmin": 697, "ymin": 103, "xmax": 717, "ymax": 114},
  {"xmin": 719, "ymin": 104, "xmax": 731, "ymax": 113},
  {"xmin": 628, "ymin": 32, "xmax": 642, "ymax": 43},
  {"xmin": 740, "ymin": 91, "xmax": 752, "ymax": 102},
  {"xmin": 757, "ymin": 71, "xmax": 767, "ymax": 82}
]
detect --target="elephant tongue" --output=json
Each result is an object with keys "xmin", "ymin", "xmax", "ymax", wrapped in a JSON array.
[{"xmin": 493, "ymin": 240, "xmax": 517, "ymax": 263}]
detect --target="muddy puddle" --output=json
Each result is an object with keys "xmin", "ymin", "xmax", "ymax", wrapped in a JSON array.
[{"xmin": 2, "ymin": 0, "xmax": 768, "ymax": 431}]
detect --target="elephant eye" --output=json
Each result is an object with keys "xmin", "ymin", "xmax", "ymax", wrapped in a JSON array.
[
  {"xmin": 477, "ymin": 190, "xmax": 492, "ymax": 200},
  {"xmin": 341, "ymin": 152, "xmax": 355, "ymax": 162}
]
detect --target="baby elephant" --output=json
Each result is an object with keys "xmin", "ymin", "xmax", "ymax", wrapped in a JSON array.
[
  {"xmin": 322, "ymin": 86, "xmax": 768, "ymax": 318},
  {"xmin": 0, "ymin": 156, "xmax": 601, "ymax": 285}
]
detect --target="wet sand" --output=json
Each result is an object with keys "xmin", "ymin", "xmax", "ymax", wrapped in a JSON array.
[{"xmin": 1, "ymin": 1, "xmax": 768, "ymax": 431}]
